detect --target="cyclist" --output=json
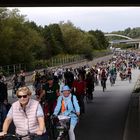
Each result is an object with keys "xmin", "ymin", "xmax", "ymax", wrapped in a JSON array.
[
  {"xmin": 18, "ymin": 70, "xmax": 26, "ymax": 87},
  {"xmin": 64, "ymin": 68, "xmax": 74, "ymax": 89},
  {"xmin": 38, "ymin": 76, "xmax": 60, "ymax": 118},
  {"xmin": 85, "ymin": 71, "xmax": 94, "ymax": 100},
  {"xmin": 11, "ymin": 72, "xmax": 20, "ymax": 97},
  {"xmin": 100, "ymin": 68, "xmax": 108, "ymax": 90},
  {"xmin": 0, "ymin": 73, "xmax": 6, "ymax": 84},
  {"xmin": 127, "ymin": 67, "xmax": 132, "ymax": 82},
  {"xmin": 53, "ymin": 85, "xmax": 80, "ymax": 140},
  {"xmin": 0, "ymin": 86, "xmax": 47, "ymax": 140},
  {"xmin": 72, "ymin": 74, "xmax": 86, "ymax": 115},
  {"xmin": 109, "ymin": 66, "xmax": 116, "ymax": 85}
]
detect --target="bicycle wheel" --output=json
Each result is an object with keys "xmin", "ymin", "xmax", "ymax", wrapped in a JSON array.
[
  {"xmin": 129, "ymin": 75, "xmax": 131, "ymax": 83},
  {"xmin": 85, "ymin": 93, "xmax": 89, "ymax": 104},
  {"xmin": 103, "ymin": 86, "xmax": 105, "ymax": 92},
  {"xmin": 103, "ymin": 81, "xmax": 105, "ymax": 92},
  {"xmin": 3, "ymin": 134, "xmax": 18, "ymax": 140}
]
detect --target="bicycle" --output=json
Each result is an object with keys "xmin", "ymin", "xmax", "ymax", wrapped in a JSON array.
[
  {"xmin": 51, "ymin": 115, "xmax": 70, "ymax": 140},
  {"xmin": 11, "ymin": 83, "xmax": 21, "ymax": 98},
  {"xmin": 101, "ymin": 78, "xmax": 106, "ymax": 92},
  {"xmin": 45, "ymin": 113, "xmax": 58, "ymax": 140},
  {"xmin": 41, "ymin": 100, "xmax": 58, "ymax": 140},
  {"xmin": 109, "ymin": 75, "xmax": 115, "ymax": 86},
  {"xmin": 127, "ymin": 73, "xmax": 132, "ymax": 83},
  {"xmin": 85, "ymin": 89, "xmax": 93, "ymax": 103}
]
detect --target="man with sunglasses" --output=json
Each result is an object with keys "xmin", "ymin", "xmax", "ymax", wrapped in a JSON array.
[{"xmin": 0, "ymin": 86, "xmax": 47, "ymax": 140}]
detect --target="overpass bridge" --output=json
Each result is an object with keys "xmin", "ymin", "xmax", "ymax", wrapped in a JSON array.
[{"xmin": 104, "ymin": 33, "xmax": 140, "ymax": 49}]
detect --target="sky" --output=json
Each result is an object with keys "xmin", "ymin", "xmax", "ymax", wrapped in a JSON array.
[{"xmin": 8, "ymin": 7, "xmax": 140, "ymax": 33}]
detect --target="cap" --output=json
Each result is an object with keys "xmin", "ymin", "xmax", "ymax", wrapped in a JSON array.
[{"xmin": 62, "ymin": 85, "xmax": 70, "ymax": 92}]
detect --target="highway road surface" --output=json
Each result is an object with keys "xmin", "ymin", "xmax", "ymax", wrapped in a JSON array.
[{"xmin": 75, "ymin": 68, "xmax": 140, "ymax": 140}]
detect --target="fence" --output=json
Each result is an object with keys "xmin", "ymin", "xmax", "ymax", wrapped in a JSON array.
[
  {"xmin": 48, "ymin": 55, "xmax": 83, "ymax": 67},
  {"xmin": 0, "ymin": 55, "xmax": 83, "ymax": 76},
  {"xmin": 0, "ymin": 63, "xmax": 27, "ymax": 76},
  {"xmin": 0, "ymin": 51, "xmax": 112, "ymax": 77}
]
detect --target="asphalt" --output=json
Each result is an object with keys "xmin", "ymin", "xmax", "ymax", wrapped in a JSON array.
[
  {"xmin": 123, "ymin": 90, "xmax": 140, "ymax": 140},
  {"xmin": 75, "ymin": 68, "xmax": 140, "ymax": 140}
]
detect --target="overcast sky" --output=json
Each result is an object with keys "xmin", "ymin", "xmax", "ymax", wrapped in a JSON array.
[{"xmin": 8, "ymin": 7, "xmax": 140, "ymax": 33}]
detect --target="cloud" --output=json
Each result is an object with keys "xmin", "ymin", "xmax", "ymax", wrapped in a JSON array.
[{"xmin": 7, "ymin": 7, "xmax": 140, "ymax": 32}]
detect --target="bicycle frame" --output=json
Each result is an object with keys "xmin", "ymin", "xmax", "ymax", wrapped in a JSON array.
[
  {"xmin": 101, "ymin": 79, "xmax": 106, "ymax": 92},
  {"xmin": 49, "ymin": 115, "xmax": 70, "ymax": 140}
]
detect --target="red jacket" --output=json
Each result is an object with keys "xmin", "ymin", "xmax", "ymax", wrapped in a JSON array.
[{"xmin": 72, "ymin": 80, "xmax": 86, "ymax": 96}]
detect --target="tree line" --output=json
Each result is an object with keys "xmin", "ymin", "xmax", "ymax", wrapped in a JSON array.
[{"xmin": 0, "ymin": 8, "xmax": 109, "ymax": 69}]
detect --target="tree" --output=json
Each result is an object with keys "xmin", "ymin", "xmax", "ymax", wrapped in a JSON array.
[
  {"xmin": 94, "ymin": 30, "xmax": 109, "ymax": 49},
  {"xmin": 0, "ymin": 8, "xmax": 44, "ymax": 66},
  {"xmin": 41, "ymin": 25, "xmax": 58, "ymax": 58},
  {"xmin": 59, "ymin": 21, "xmax": 94, "ymax": 59},
  {"xmin": 48, "ymin": 24, "xmax": 65, "ymax": 54},
  {"xmin": 88, "ymin": 30, "xmax": 100, "ymax": 49}
]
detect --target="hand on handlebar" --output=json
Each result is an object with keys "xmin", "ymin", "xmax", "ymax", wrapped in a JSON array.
[
  {"xmin": 36, "ymin": 129, "xmax": 44, "ymax": 135},
  {"xmin": 50, "ymin": 114, "xmax": 57, "ymax": 119},
  {"xmin": 0, "ymin": 131, "xmax": 7, "ymax": 137},
  {"xmin": 76, "ymin": 112, "xmax": 80, "ymax": 116}
]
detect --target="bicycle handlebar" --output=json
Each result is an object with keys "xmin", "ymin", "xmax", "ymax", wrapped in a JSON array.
[{"xmin": 0, "ymin": 133, "xmax": 38, "ymax": 140}]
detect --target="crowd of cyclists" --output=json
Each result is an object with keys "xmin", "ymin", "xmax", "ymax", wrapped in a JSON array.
[{"xmin": 0, "ymin": 49, "xmax": 140, "ymax": 140}]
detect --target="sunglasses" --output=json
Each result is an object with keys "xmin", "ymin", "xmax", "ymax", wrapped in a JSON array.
[{"xmin": 17, "ymin": 95, "xmax": 28, "ymax": 99}]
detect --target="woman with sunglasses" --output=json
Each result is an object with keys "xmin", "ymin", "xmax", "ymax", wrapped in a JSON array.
[{"xmin": 0, "ymin": 86, "xmax": 47, "ymax": 140}]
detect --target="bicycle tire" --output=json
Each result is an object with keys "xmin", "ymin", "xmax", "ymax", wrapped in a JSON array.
[
  {"xmin": 0, "ymin": 134, "xmax": 18, "ymax": 140},
  {"xmin": 102, "ymin": 80, "xmax": 105, "ymax": 92},
  {"xmin": 59, "ymin": 131, "xmax": 69, "ymax": 140},
  {"xmin": 85, "ymin": 93, "xmax": 89, "ymax": 104},
  {"xmin": 103, "ymin": 86, "xmax": 105, "ymax": 92}
]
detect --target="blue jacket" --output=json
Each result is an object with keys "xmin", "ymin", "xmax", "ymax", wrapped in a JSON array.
[{"xmin": 53, "ymin": 93, "xmax": 80, "ymax": 127}]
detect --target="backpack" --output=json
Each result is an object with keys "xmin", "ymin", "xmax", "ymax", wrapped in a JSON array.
[{"xmin": 101, "ymin": 70, "xmax": 107, "ymax": 78}]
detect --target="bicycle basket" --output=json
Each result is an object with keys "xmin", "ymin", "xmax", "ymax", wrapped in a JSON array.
[{"xmin": 57, "ymin": 115, "xmax": 71, "ymax": 130}]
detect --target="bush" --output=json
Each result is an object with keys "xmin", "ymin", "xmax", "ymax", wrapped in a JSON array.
[
  {"xmin": 0, "ymin": 69, "xmax": 9, "ymax": 76},
  {"xmin": 32, "ymin": 60, "xmax": 48, "ymax": 70}
]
